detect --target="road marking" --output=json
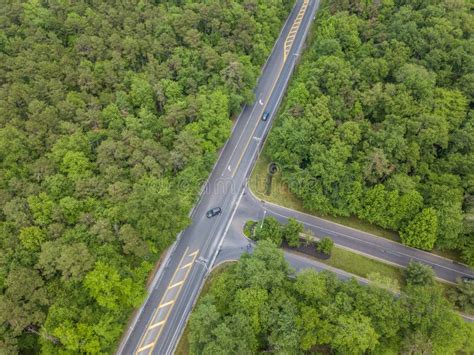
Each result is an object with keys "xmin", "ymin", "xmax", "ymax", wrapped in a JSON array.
[
  {"xmin": 284, "ymin": 0, "xmax": 309, "ymax": 61},
  {"xmin": 188, "ymin": 250, "xmax": 199, "ymax": 257},
  {"xmin": 231, "ymin": 0, "xmax": 310, "ymax": 178},
  {"xmin": 119, "ymin": 2, "xmax": 317, "ymax": 353},
  {"xmin": 231, "ymin": 74, "xmax": 280, "ymax": 178},
  {"xmin": 149, "ymin": 320, "xmax": 166, "ymax": 330},
  {"xmin": 137, "ymin": 343, "xmax": 154, "ymax": 352},
  {"xmin": 224, "ymin": 93, "xmax": 263, "ymax": 175},
  {"xmin": 248, "ymin": 186, "xmax": 472, "ymax": 268},
  {"xmin": 135, "ymin": 248, "xmax": 199, "ymax": 355},
  {"xmin": 158, "ymin": 300, "xmax": 174, "ymax": 309},
  {"xmin": 267, "ymin": 206, "xmax": 473, "ymax": 279},
  {"xmin": 168, "ymin": 280, "xmax": 184, "ymax": 289},
  {"xmin": 181, "ymin": 261, "xmax": 194, "ymax": 269}
]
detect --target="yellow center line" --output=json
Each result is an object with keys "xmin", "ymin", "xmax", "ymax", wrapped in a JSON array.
[
  {"xmin": 135, "ymin": 248, "xmax": 199, "ymax": 354},
  {"xmin": 135, "ymin": 247, "xmax": 190, "ymax": 354},
  {"xmin": 231, "ymin": 0, "xmax": 309, "ymax": 178}
]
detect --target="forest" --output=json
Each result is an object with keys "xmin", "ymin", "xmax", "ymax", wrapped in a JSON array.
[
  {"xmin": 268, "ymin": 0, "xmax": 474, "ymax": 263},
  {"xmin": 0, "ymin": 0, "xmax": 293, "ymax": 352},
  {"xmin": 188, "ymin": 241, "xmax": 474, "ymax": 354}
]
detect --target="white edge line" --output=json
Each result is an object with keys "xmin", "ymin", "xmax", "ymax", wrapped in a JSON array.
[
  {"xmin": 115, "ymin": 3, "xmax": 303, "ymax": 353},
  {"xmin": 249, "ymin": 184, "xmax": 472, "ymax": 268},
  {"xmin": 210, "ymin": 188, "xmax": 246, "ymax": 270},
  {"xmin": 268, "ymin": 206, "xmax": 471, "ymax": 279}
]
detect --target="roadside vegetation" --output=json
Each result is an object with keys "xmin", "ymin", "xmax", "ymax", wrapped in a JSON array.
[
  {"xmin": 247, "ymin": 217, "xmax": 474, "ymax": 315},
  {"xmin": 263, "ymin": 0, "xmax": 474, "ymax": 265},
  {"xmin": 175, "ymin": 262, "xmax": 233, "ymax": 355},
  {"xmin": 246, "ymin": 216, "xmax": 405, "ymax": 288},
  {"xmin": 0, "ymin": 0, "xmax": 293, "ymax": 352},
  {"xmin": 187, "ymin": 241, "xmax": 474, "ymax": 354}
]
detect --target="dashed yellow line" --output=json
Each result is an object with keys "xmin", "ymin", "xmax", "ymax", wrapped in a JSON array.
[
  {"xmin": 231, "ymin": 0, "xmax": 310, "ymax": 177},
  {"xmin": 168, "ymin": 280, "xmax": 184, "ymax": 289},
  {"xmin": 135, "ymin": 248, "xmax": 199, "ymax": 355},
  {"xmin": 284, "ymin": 0, "xmax": 309, "ymax": 60},
  {"xmin": 158, "ymin": 300, "xmax": 174, "ymax": 309}
]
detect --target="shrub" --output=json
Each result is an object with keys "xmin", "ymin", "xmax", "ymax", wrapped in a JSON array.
[
  {"xmin": 317, "ymin": 237, "xmax": 334, "ymax": 255},
  {"xmin": 404, "ymin": 261, "xmax": 435, "ymax": 286}
]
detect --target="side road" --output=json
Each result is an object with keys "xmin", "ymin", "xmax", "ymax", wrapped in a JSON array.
[
  {"xmin": 118, "ymin": 1, "xmax": 321, "ymax": 354},
  {"xmin": 228, "ymin": 187, "xmax": 474, "ymax": 285},
  {"xmin": 215, "ymin": 192, "xmax": 474, "ymax": 322}
]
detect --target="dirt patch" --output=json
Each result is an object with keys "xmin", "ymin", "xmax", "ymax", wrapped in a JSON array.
[{"xmin": 281, "ymin": 238, "xmax": 331, "ymax": 260}]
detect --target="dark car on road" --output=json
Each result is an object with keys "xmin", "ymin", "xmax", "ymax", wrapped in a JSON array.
[
  {"xmin": 206, "ymin": 207, "xmax": 222, "ymax": 218},
  {"xmin": 262, "ymin": 111, "xmax": 270, "ymax": 121}
]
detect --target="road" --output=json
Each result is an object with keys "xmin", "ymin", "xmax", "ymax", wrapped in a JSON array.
[
  {"xmin": 119, "ymin": 0, "xmax": 474, "ymax": 350},
  {"xmin": 221, "ymin": 187, "xmax": 474, "ymax": 285},
  {"xmin": 118, "ymin": 1, "xmax": 321, "ymax": 354},
  {"xmin": 215, "ymin": 187, "xmax": 474, "ymax": 322}
]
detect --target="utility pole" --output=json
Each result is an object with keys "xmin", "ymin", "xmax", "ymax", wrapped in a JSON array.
[{"xmin": 260, "ymin": 209, "xmax": 267, "ymax": 229}]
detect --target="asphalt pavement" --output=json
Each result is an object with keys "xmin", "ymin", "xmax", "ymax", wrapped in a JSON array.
[
  {"xmin": 117, "ymin": 1, "xmax": 321, "ymax": 354},
  {"xmin": 215, "ymin": 187, "xmax": 474, "ymax": 322},
  {"xmin": 225, "ymin": 188, "xmax": 474, "ymax": 285},
  {"xmin": 118, "ymin": 0, "xmax": 474, "ymax": 351}
]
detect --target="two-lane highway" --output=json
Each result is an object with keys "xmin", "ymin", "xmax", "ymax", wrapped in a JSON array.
[{"xmin": 118, "ymin": 1, "xmax": 320, "ymax": 354}]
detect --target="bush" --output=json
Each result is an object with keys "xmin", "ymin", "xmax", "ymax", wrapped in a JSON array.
[
  {"xmin": 254, "ymin": 216, "xmax": 283, "ymax": 246},
  {"xmin": 367, "ymin": 272, "xmax": 400, "ymax": 292},
  {"xmin": 244, "ymin": 220, "xmax": 257, "ymax": 238},
  {"xmin": 447, "ymin": 278, "xmax": 474, "ymax": 314},
  {"xmin": 317, "ymin": 237, "xmax": 334, "ymax": 255},
  {"xmin": 283, "ymin": 218, "xmax": 304, "ymax": 248},
  {"xmin": 404, "ymin": 261, "xmax": 435, "ymax": 286}
]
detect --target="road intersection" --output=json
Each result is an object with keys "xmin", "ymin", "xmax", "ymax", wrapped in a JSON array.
[
  {"xmin": 215, "ymin": 186, "xmax": 474, "ymax": 322},
  {"xmin": 119, "ymin": 1, "xmax": 321, "ymax": 353},
  {"xmin": 220, "ymin": 187, "xmax": 474, "ymax": 286},
  {"xmin": 118, "ymin": 0, "xmax": 474, "ymax": 353}
]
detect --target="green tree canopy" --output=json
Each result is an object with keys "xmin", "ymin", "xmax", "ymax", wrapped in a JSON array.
[
  {"xmin": 0, "ymin": 1, "xmax": 294, "ymax": 351},
  {"xmin": 188, "ymin": 242, "xmax": 472, "ymax": 354},
  {"xmin": 400, "ymin": 208, "xmax": 438, "ymax": 250},
  {"xmin": 404, "ymin": 261, "xmax": 435, "ymax": 286},
  {"xmin": 267, "ymin": 0, "xmax": 473, "ymax": 264}
]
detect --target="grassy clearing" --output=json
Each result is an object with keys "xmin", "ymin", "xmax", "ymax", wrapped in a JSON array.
[
  {"xmin": 293, "ymin": 240, "xmax": 460, "ymax": 299},
  {"xmin": 294, "ymin": 236, "xmax": 464, "ymax": 308},
  {"xmin": 249, "ymin": 150, "xmax": 309, "ymax": 213},
  {"xmin": 175, "ymin": 262, "xmax": 235, "ymax": 355},
  {"xmin": 174, "ymin": 326, "xmax": 190, "ymax": 355},
  {"xmin": 321, "ymin": 246, "xmax": 405, "ymax": 290}
]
